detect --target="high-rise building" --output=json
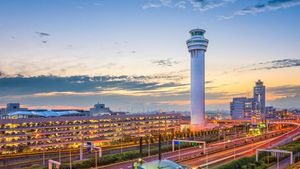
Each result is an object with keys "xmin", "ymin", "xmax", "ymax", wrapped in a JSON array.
[
  {"xmin": 230, "ymin": 97, "xmax": 253, "ymax": 120},
  {"xmin": 265, "ymin": 106, "xmax": 276, "ymax": 119},
  {"xmin": 230, "ymin": 80, "xmax": 267, "ymax": 120},
  {"xmin": 186, "ymin": 29, "xmax": 209, "ymax": 130},
  {"xmin": 253, "ymin": 80, "xmax": 266, "ymax": 119}
]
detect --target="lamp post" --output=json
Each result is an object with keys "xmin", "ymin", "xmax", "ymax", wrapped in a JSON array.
[
  {"xmin": 139, "ymin": 137, "xmax": 143, "ymax": 156},
  {"xmin": 69, "ymin": 149, "xmax": 72, "ymax": 169},
  {"xmin": 218, "ymin": 127, "xmax": 220, "ymax": 142},
  {"xmin": 120, "ymin": 118, "xmax": 124, "ymax": 154},
  {"xmin": 205, "ymin": 145, "xmax": 208, "ymax": 169},
  {"xmin": 158, "ymin": 134, "xmax": 162, "ymax": 161},
  {"xmin": 43, "ymin": 149, "xmax": 45, "ymax": 166},
  {"xmin": 95, "ymin": 149, "xmax": 98, "ymax": 169},
  {"xmin": 58, "ymin": 149, "xmax": 61, "ymax": 163},
  {"xmin": 148, "ymin": 135, "xmax": 151, "ymax": 157},
  {"xmin": 147, "ymin": 116, "xmax": 151, "ymax": 157},
  {"xmin": 234, "ymin": 126, "xmax": 236, "ymax": 159},
  {"xmin": 277, "ymin": 152, "xmax": 279, "ymax": 169},
  {"xmin": 223, "ymin": 128, "xmax": 226, "ymax": 149}
]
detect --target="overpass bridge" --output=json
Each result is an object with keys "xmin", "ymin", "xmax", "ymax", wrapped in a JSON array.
[{"xmin": 212, "ymin": 119, "xmax": 300, "ymax": 125}]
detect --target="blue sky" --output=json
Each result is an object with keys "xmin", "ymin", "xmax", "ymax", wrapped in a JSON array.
[{"xmin": 0, "ymin": 0, "xmax": 300, "ymax": 111}]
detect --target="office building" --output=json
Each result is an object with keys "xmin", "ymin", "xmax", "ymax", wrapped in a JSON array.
[
  {"xmin": 253, "ymin": 80, "xmax": 266, "ymax": 118},
  {"xmin": 230, "ymin": 80, "xmax": 267, "ymax": 120},
  {"xmin": 265, "ymin": 106, "xmax": 276, "ymax": 119},
  {"xmin": 230, "ymin": 97, "xmax": 253, "ymax": 120}
]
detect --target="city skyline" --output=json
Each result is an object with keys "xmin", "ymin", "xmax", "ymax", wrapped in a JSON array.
[{"xmin": 0, "ymin": 0, "xmax": 300, "ymax": 111}]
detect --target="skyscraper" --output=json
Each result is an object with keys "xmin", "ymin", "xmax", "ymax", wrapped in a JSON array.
[
  {"xmin": 253, "ymin": 80, "xmax": 266, "ymax": 119},
  {"xmin": 186, "ymin": 29, "xmax": 208, "ymax": 130},
  {"xmin": 230, "ymin": 97, "xmax": 253, "ymax": 120}
]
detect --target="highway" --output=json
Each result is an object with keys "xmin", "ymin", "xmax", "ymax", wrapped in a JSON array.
[
  {"xmin": 0, "ymin": 142, "xmax": 172, "ymax": 169},
  {"xmin": 184, "ymin": 123, "xmax": 300, "ymax": 168},
  {"xmin": 1, "ymin": 121, "xmax": 298, "ymax": 169},
  {"xmin": 99, "ymin": 128, "xmax": 293, "ymax": 169},
  {"xmin": 0, "ymin": 129, "xmax": 249, "ymax": 169}
]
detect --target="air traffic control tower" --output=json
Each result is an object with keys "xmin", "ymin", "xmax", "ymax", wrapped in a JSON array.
[{"xmin": 186, "ymin": 29, "xmax": 209, "ymax": 131}]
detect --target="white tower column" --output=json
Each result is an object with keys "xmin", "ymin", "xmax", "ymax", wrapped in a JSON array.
[{"xmin": 186, "ymin": 29, "xmax": 208, "ymax": 131}]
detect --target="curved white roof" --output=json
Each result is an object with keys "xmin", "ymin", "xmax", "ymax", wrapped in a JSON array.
[
  {"xmin": 140, "ymin": 160, "xmax": 187, "ymax": 169},
  {"xmin": 8, "ymin": 110, "xmax": 80, "ymax": 117}
]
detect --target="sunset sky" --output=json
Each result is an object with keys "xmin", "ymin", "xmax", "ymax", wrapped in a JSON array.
[{"xmin": 0, "ymin": 0, "xmax": 299, "ymax": 112}]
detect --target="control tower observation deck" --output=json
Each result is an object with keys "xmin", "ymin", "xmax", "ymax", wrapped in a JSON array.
[{"xmin": 186, "ymin": 29, "xmax": 209, "ymax": 131}]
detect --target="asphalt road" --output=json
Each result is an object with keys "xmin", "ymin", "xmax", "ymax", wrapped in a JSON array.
[
  {"xmin": 0, "ymin": 126, "xmax": 296, "ymax": 169},
  {"xmin": 0, "ymin": 130, "xmax": 247, "ymax": 169},
  {"xmin": 99, "ymin": 129, "xmax": 291, "ymax": 169}
]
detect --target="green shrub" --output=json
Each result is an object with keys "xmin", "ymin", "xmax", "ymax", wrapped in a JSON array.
[{"xmin": 215, "ymin": 156, "xmax": 256, "ymax": 169}]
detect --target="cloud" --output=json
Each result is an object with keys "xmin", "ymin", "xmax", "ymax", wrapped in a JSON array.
[
  {"xmin": 36, "ymin": 32, "xmax": 50, "ymax": 37},
  {"xmin": 222, "ymin": 0, "xmax": 300, "ymax": 19},
  {"xmin": 188, "ymin": 0, "xmax": 235, "ymax": 11},
  {"xmin": 142, "ymin": 3, "xmax": 162, "ymax": 9},
  {"xmin": 0, "ymin": 75, "xmax": 187, "ymax": 97},
  {"xmin": 0, "ymin": 74, "xmax": 192, "ymax": 111},
  {"xmin": 269, "ymin": 95, "xmax": 300, "ymax": 109},
  {"xmin": 151, "ymin": 58, "xmax": 180, "ymax": 67},
  {"xmin": 175, "ymin": 1, "xmax": 187, "ymax": 8},
  {"xmin": 142, "ymin": 0, "xmax": 172, "ymax": 9},
  {"xmin": 206, "ymin": 91, "xmax": 247, "ymax": 100},
  {"xmin": 143, "ymin": 0, "xmax": 235, "ymax": 10},
  {"xmin": 94, "ymin": 3, "xmax": 102, "ymax": 6},
  {"xmin": 0, "ymin": 71, "xmax": 6, "ymax": 77},
  {"xmin": 268, "ymin": 85, "xmax": 300, "ymax": 97},
  {"xmin": 161, "ymin": 0, "xmax": 172, "ymax": 6},
  {"xmin": 234, "ymin": 59, "xmax": 300, "ymax": 72}
]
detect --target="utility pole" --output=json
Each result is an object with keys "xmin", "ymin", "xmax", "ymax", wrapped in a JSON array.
[
  {"xmin": 121, "ymin": 118, "xmax": 123, "ymax": 154},
  {"xmin": 95, "ymin": 150, "xmax": 98, "ymax": 169},
  {"xmin": 139, "ymin": 137, "xmax": 143, "ymax": 156},
  {"xmin": 59, "ymin": 149, "xmax": 61, "ymax": 163},
  {"xmin": 148, "ymin": 136, "xmax": 151, "ymax": 157},
  {"xmin": 69, "ymin": 150, "xmax": 72, "ymax": 169},
  {"xmin": 147, "ymin": 117, "xmax": 151, "ymax": 157},
  {"xmin": 223, "ymin": 128, "xmax": 226, "ymax": 149},
  {"xmin": 158, "ymin": 134, "xmax": 162, "ymax": 161},
  {"xmin": 43, "ymin": 149, "xmax": 45, "ymax": 166},
  {"xmin": 234, "ymin": 126, "xmax": 236, "ymax": 159}
]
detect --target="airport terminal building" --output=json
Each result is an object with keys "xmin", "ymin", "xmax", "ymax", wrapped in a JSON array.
[{"xmin": 0, "ymin": 113, "xmax": 181, "ymax": 155}]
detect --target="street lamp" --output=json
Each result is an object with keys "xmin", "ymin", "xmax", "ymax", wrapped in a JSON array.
[
  {"xmin": 234, "ymin": 125, "xmax": 237, "ymax": 159},
  {"xmin": 95, "ymin": 149, "xmax": 98, "ymax": 169},
  {"xmin": 69, "ymin": 149, "xmax": 72, "ymax": 169},
  {"xmin": 148, "ymin": 135, "xmax": 151, "ymax": 157},
  {"xmin": 42, "ymin": 148, "xmax": 45, "ymax": 166},
  {"xmin": 58, "ymin": 149, "xmax": 61, "ymax": 163},
  {"xmin": 120, "ymin": 118, "xmax": 124, "ymax": 154}
]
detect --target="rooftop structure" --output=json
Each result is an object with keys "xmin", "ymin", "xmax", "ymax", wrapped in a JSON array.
[
  {"xmin": 1, "ymin": 103, "xmax": 28, "ymax": 115},
  {"xmin": 6, "ymin": 110, "xmax": 81, "ymax": 118},
  {"xmin": 89, "ymin": 103, "xmax": 112, "ymax": 116},
  {"xmin": 139, "ymin": 159, "xmax": 187, "ymax": 169}
]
